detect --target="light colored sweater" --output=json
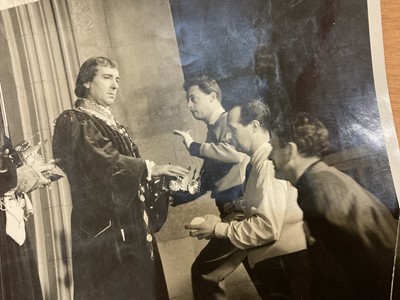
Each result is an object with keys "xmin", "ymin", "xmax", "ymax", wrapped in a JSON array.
[{"xmin": 215, "ymin": 142, "xmax": 307, "ymax": 267}]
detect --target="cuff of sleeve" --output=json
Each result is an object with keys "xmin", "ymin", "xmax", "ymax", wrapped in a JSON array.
[
  {"xmin": 214, "ymin": 222, "xmax": 229, "ymax": 238},
  {"xmin": 189, "ymin": 142, "xmax": 201, "ymax": 156},
  {"xmin": 145, "ymin": 160, "xmax": 156, "ymax": 181}
]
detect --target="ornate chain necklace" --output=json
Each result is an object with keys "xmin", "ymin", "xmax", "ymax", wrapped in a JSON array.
[
  {"xmin": 75, "ymin": 98, "xmax": 116, "ymax": 126},
  {"xmin": 74, "ymin": 98, "xmax": 136, "ymax": 154}
]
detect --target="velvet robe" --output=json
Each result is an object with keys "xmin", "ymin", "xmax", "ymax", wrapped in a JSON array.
[{"xmin": 53, "ymin": 109, "xmax": 169, "ymax": 300}]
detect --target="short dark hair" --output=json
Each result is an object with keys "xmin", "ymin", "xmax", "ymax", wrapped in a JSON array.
[
  {"xmin": 74, "ymin": 57, "xmax": 118, "ymax": 98},
  {"xmin": 237, "ymin": 100, "xmax": 272, "ymax": 130},
  {"xmin": 183, "ymin": 75, "xmax": 222, "ymax": 102},
  {"xmin": 273, "ymin": 113, "xmax": 329, "ymax": 157}
]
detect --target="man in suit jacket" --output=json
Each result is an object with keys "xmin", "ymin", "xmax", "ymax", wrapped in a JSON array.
[{"xmin": 268, "ymin": 113, "xmax": 398, "ymax": 300}]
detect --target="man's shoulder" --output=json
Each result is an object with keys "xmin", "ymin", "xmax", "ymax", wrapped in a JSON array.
[
  {"xmin": 304, "ymin": 163, "xmax": 373, "ymax": 212},
  {"xmin": 309, "ymin": 162, "xmax": 354, "ymax": 189},
  {"xmin": 208, "ymin": 111, "xmax": 232, "ymax": 141},
  {"xmin": 56, "ymin": 108, "xmax": 92, "ymax": 123},
  {"xmin": 214, "ymin": 111, "xmax": 228, "ymax": 126}
]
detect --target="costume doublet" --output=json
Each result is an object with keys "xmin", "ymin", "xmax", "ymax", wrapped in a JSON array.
[
  {"xmin": 296, "ymin": 160, "xmax": 398, "ymax": 300},
  {"xmin": 52, "ymin": 99, "xmax": 168, "ymax": 300}
]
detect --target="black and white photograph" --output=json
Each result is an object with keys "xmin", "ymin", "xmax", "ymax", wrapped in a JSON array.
[{"xmin": 0, "ymin": 0, "xmax": 399, "ymax": 299}]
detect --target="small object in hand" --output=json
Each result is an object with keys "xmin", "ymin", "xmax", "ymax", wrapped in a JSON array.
[
  {"xmin": 187, "ymin": 168, "xmax": 200, "ymax": 194},
  {"xmin": 43, "ymin": 170, "xmax": 63, "ymax": 182},
  {"xmin": 187, "ymin": 179, "xmax": 200, "ymax": 194},
  {"xmin": 25, "ymin": 152, "xmax": 45, "ymax": 166},
  {"xmin": 189, "ymin": 216, "xmax": 205, "ymax": 233},
  {"xmin": 169, "ymin": 176, "xmax": 184, "ymax": 192}
]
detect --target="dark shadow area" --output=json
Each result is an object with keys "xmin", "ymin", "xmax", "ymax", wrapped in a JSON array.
[{"xmin": 169, "ymin": 0, "xmax": 398, "ymax": 215}]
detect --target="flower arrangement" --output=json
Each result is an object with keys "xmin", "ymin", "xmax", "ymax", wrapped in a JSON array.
[{"xmin": 169, "ymin": 167, "xmax": 202, "ymax": 195}]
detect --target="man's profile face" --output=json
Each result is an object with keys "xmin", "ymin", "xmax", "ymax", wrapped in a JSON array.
[
  {"xmin": 227, "ymin": 107, "xmax": 253, "ymax": 155},
  {"xmin": 269, "ymin": 132, "xmax": 290, "ymax": 180},
  {"xmin": 186, "ymin": 85, "xmax": 213, "ymax": 121},
  {"xmin": 86, "ymin": 66, "xmax": 119, "ymax": 108}
]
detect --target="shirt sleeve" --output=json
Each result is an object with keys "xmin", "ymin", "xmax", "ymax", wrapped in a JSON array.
[
  {"xmin": 217, "ymin": 161, "xmax": 290, "ymax": 249},
  {"xmin": 189, "ymin": 124, "xmax": 247, "ymax": 164},
  {"xmin": 195, "ymin": 141, "xmax": 247, "ymax": 164}
]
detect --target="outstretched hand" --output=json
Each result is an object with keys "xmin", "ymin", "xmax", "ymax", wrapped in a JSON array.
[
  {"xmin": 152, "ymin": 164, "xmax": 189, "ymax": 178},
  {"xmin": 173, "ymin": 130, "xmax": 194, "ymax": 150},
  {"xmin": 16, "ymin": 159, "xmax": 58, "ymax": 192}
]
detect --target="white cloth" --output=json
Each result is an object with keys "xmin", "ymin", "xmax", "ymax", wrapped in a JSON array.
[
  {"xmin": 2, "ymin": 191, "xmax": 34, "ymax": 246},
  {"xmin": 215, "ymin": 142, "xmax": 307, "ymax": 267}
]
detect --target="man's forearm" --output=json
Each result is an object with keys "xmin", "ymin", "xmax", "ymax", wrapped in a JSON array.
[
  {"xmin": 190, "ymin": 141, "xmax": 246, "ymax": 163},
  {"xmin": 214, "ymin": 217, "xmax": 279, "ymax": 250}
]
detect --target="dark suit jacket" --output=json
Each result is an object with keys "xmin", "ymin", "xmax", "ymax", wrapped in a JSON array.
[{"xmin": 296, "ymin": 161, "xmax": 398, "ymax": 300}]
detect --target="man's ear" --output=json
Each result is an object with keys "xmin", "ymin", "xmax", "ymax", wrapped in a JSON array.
[
  {"xmin": 83, "ymin": 82, "xmax": 90, "ymax": 88},
  {"xmin": 209, "ymin": 91, "xmax": 217, "ymax": 102},
  {"xmin": 287, "ymin": 142, "xmax": 298, "ymax": 160},
  {"xmin": 251, "ymin": 120, "xmax": 261, "ymax": 131}
]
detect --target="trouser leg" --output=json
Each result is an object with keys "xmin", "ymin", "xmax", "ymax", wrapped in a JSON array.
[
  {"xmin": 191, "ymin": 238, "xmax": 248, "ymax": 300},
  {"xmin": 244, "ymin": 250, "xmax": 312, "ymax": 300}
]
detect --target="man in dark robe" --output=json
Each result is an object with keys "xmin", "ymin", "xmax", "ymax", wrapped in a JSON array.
[
  {"xmin": 53, "ymin": 57, "xmax": 188, "ymax": 300},
  {"xmin": 268, "ymin": 113, "xmax": 398, "ymax": 300}
]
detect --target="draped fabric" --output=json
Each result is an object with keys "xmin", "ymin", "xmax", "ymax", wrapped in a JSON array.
[
  {"xmin": 1, "ymin": 0, "xmax": 186, "ymax": 297},
  {"xmin": 1, "ymin": 1, "xmax": 81, "ymax": 298},
  {"xmin": 0, "ymin": 212, "xmax": 43, "ymax": 300},
  {"xmin": 52, "ymin": 108, "xmax": 168, "ymax": 300}
]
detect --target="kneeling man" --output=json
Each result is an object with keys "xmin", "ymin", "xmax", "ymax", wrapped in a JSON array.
[{"xmin": 187, "ymin": 101, "xmax": 311, "ymax": 300}]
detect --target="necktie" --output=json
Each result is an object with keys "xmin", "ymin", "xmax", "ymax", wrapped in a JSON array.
[{"xmin": 243, "ymin": 163, "xmax": 253, "ymax": 193}]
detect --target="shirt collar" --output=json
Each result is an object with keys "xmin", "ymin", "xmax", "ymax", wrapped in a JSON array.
[
  {"xmin": 250, "ymin": 142, "xmax": 272, "ymax": 167},
  {"xmin": 207, "ymin": 107, "xmax": 225, "ymax": 126}
]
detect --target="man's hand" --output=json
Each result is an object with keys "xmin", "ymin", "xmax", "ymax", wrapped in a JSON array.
[
  {"xmin": 173, "ymin": 130, "xmax": 194, "ymax": 150},
  {"xmin": 17, "ymin": 159, "xmax": 57, "ymax": 192},
  {"xmin": 152, "ymin": 164, "xmax": 189, "ymax": 178},
  {"xmin": 32, "ymin": 159, "xmax": 57, "ymax": 187},
  {"xmin": 185, "ymin": 214, "xmax": 222, "ymax": 240}
]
